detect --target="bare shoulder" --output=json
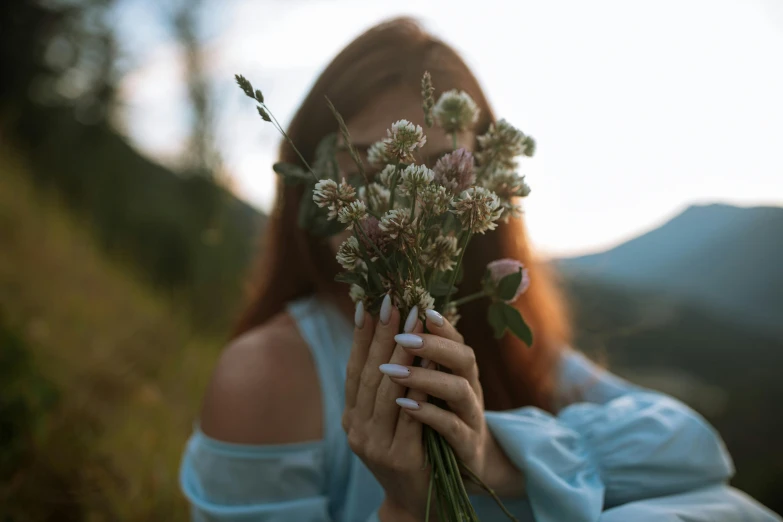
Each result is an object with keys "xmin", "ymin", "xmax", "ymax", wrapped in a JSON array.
[{"xmin": 199, "ymin": 311, "xmax": 323, "ymax": 444}]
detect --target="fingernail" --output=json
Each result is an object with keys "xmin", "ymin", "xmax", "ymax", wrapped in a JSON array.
[
  {"xmin": 354, "ymin": 301, "xmax": 365, "ymax": 329},
  {"xmin": 396, "ymin": 397, "xmax": 420, "ymax": 410},
  {"xmin": 425, "ymin": 309, "xmax": 444, "ymax": 327},
  {"xmin": 380, "ymin": 294, "xmax": 392, "ymax": 325},
  {"xmin": 419, "ymin": 358, "xmax": 430, "ymax": 368},
  {"xmin": 394, "ymin": 333, "xmax": 423, "ymax": 349},
  {"xmin": 404, "ymin": 306, "xmax": 418, "ymax": 333},
  {"xmin": 379, "ymin": 363, "xmax": 410, "ymax": 378}
]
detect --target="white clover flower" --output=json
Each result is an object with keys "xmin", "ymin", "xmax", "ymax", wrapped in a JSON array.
[
  {"xmin": 384, "ymin": 120, "xmax": 426, "ymax": 164},
  {"xmin": 379, "ymin": 208, "xmax": 416, "ymax": 246},
  {"xmin": 481, "ymin": 170, "xmax": 531, "ymax": 222},
  {"xmin": 399, "ymin": 164, "xmax": 434, "ymax": 195},
  {"xmin": 358, "ymin": 182, "xmax": 391, "ymax": 213},
  {"xmin": 349, "ymin": 284, "xmax": 366, "ymax": 303},
  {"xmin": 420, "ymin": 235, "xmax": 461, "ymax": 272},
  {"xmin": 336, "ymin": 236, "xmax": 361, "ymax": 270},
  {"xmin": 378, "ymin": 164, "xmax": 397, "ymax": 188},
  {"xmin": 366, "ymin": 140, "xmax": 391, "ymax": 167},
  {"xmin": 403, "ymin": 283, "xmax": 435, "ymax": 312},
  {"xmin": 452, "ymin": 187, "xmax": 504, "ymax": 234},
  {"xmin": 419, "ymin": 185, "xmax": 452, "ymax": 215},
  {"xmin": 433, "ymin": 90, "xmax": 480, "ymax": 134},
  {"xmin": 313, "ymin": 178, "xmax": 356, "ymax": 220},
  {"xmin": 476, "ymin": 119, "xmax": 535, "ymax": 173},
  {"xmin": 337, "ymin": 199, "xmax": 368, "ymax": 224}
]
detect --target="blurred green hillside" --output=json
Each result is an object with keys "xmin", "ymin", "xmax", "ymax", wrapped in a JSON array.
[{"xmin": 0, "ymin": 145, "xmax": 216, "ymax": 521}]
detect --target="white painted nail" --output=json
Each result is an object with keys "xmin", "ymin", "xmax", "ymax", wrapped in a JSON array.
[
  {"xmin": 419, "ymin": 358, "xmax": 431, "ymax": 368},
  {"xmin": 379, "ymin": 363, "xmax": 410, "ymax": 378},
  {"xmin": 354, "ymin": 301, "xmax": 365, "ymax": 328},
  {"xmin": 380, "ymin": 294, "xmax": 392, "ymax": 324},
  {"xmin": 425, "ymin": 309, "xmax": 444, "ymax": 327},
  {"xmin": 396, "ymin": 398, "xmax": 420, "ymax": 410},
  {"xmin": 404, "ymin": 306, "xmax": 418, "ymax": 333},
  {"xmin": 394, "ymin": 333, "xmax": 423, "ymax": 348}
]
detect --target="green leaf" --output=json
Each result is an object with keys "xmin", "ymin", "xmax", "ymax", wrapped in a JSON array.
[
  {"xmin": 487, "ymin": 302, "xmax": 506, "ymax": 339},
  {"xmin": 273, "ymin": 162, "xmax": 311, "ymax": 184},
  {"xmin": 501, "ymin": 303, "xmax": 534, "ymax": 347},
  {"xmin": 297, "ymin": 190, "xmax": 316, "ymax": 229},
  {"xmin": 335, "ymin": 271, "xmax": 365, "ymax": 285},
  {"xmin": 497, "ymin": 269, "xmax": 523, "ymax": 301},
  {"xmin": 313, "ymin": 133, "xmax": 339, "ymax": 181}
]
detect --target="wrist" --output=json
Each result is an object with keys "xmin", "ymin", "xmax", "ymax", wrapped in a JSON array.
[
  {"xmin": 378, "ymin": 498, "xmax": 421, "ymax": 522},
  {"xmin": 483, "ymin": 436, "xmax": 526, "ymax": 497}
]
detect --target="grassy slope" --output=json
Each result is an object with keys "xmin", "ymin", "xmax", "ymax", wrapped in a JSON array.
[{"xmin": 0, "ymin": 145, "xmax": 219, "ymax": 521}]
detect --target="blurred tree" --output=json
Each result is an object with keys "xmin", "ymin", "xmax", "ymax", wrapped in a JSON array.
[{"xmin": 0, "ymin": 0, "xmax": 264, "ymax": 332}]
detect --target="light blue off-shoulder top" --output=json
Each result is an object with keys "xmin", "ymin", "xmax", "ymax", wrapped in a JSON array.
[{"xmin": 180, "ymin": 295, "xmax": 779, "ymax": 521}]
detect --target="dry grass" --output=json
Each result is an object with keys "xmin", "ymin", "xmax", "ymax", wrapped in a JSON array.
[{"xmin": 0, "ymin": 144, "xmax": 221, "ymax": 521}]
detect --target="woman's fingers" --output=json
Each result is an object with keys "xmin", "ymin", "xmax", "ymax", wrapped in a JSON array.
[
  {"xmin": 385, "ymin": 366, "xmax": 483, "ymax": 432},
  {"xmin": 373, "ymin": 307, "xmax": 422, "ymax": 434},
  {"xmin": 396, "ymin": 400, "xmax": 478, "ymax": 465},
  {"xmin": 393, "ymin": 359, "xmax": 432, "ymax": 445},
  {"xmin": 345, "ymin": 300, "xmax": 374, "ymax": 410},
  {"xmin": 355, "ymin": 294, "xmax": 399, "ymax": 420},
  {"xmin": 393, "ymin": 333, "xmax": 480, "ymax": 396},
  {"xmin": 424, "ymin": 309, "xmax": 464, "ymax": 344}
]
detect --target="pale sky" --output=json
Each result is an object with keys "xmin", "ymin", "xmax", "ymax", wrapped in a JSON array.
[{"xmin": 116, "ymin": 0, "xmax": 783, "ymax": 257}]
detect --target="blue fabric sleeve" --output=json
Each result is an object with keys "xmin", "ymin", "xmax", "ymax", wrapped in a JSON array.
[
  {"xmin": 179, "ymin": 430, "xmax": 378, "ymax": 522},
  {"xmin": 484, "ymin": 351, "xmax": 736, "ymax": 522}
]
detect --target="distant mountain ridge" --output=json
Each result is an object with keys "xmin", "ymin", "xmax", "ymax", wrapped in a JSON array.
[{"xmin": 558, "ymin": 204, "xmax": 783, "ymax": 337}]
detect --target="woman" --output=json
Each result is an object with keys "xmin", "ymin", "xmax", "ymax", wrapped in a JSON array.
[{"xmin": 180, "ymin": 18, "xmax": 779, "ymax": 522}]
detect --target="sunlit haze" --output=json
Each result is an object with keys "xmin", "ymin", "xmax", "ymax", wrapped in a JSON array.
[{"xmin": 116, "ymin": 0, "xmax": 783, "ymax": 257}]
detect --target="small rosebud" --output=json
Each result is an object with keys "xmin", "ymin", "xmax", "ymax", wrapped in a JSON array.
[{"xmin": 486, "ymin": 259, "xmax": 530, "ymax": 303}]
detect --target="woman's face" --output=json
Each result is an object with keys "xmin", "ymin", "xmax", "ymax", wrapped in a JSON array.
[{"xmin": 328, "ymin": 87, "xmax": 476, "ymax": 253}]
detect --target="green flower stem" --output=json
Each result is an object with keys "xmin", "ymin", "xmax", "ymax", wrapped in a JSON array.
[
  {"xmin": 264, "ymin": 105, "xmax": 318, "ymax": 182},
  {"xmin": 451, "ymin": 290, "xmax": 488, "ymax": 308},
  {"xmin": 452, "ymin": 132, "xmax": 458, "ymax": 150},
  {"xmin": 388, "ymin": 165, "xmax": 400, "ymax": 210},
  {"xmin": 442, "ymin": 434, "xmax": 478, "ymax": 520},
  {"xmin": 425, "ymin": 468, "xmax": 434, "ymax": 522},
  {"xmin": 444, "ymin": 231, "xmax": 472, "ymax": 305}
]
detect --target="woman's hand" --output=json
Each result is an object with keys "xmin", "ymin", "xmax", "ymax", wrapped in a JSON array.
[
  {"xmin": 342, "ymin": 294, "xmax": 433, "ymax": 521},
  {"xmin": 343, "ymin": 295, "xmax": 525, "ymax": 521},
  {"xmin": 387, "ymin": 308, "xmax": 526, "ymax": 498}
]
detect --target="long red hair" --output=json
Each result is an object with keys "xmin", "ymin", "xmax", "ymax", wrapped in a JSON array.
[{"xmin": 234, "ymin": 18, "xmax": 570, "ymax": 412}]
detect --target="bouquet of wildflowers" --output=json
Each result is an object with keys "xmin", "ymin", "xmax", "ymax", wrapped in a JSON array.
[{"xmin": 237, "ymin": 72, "xmax": 535, "ymax": 521}]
